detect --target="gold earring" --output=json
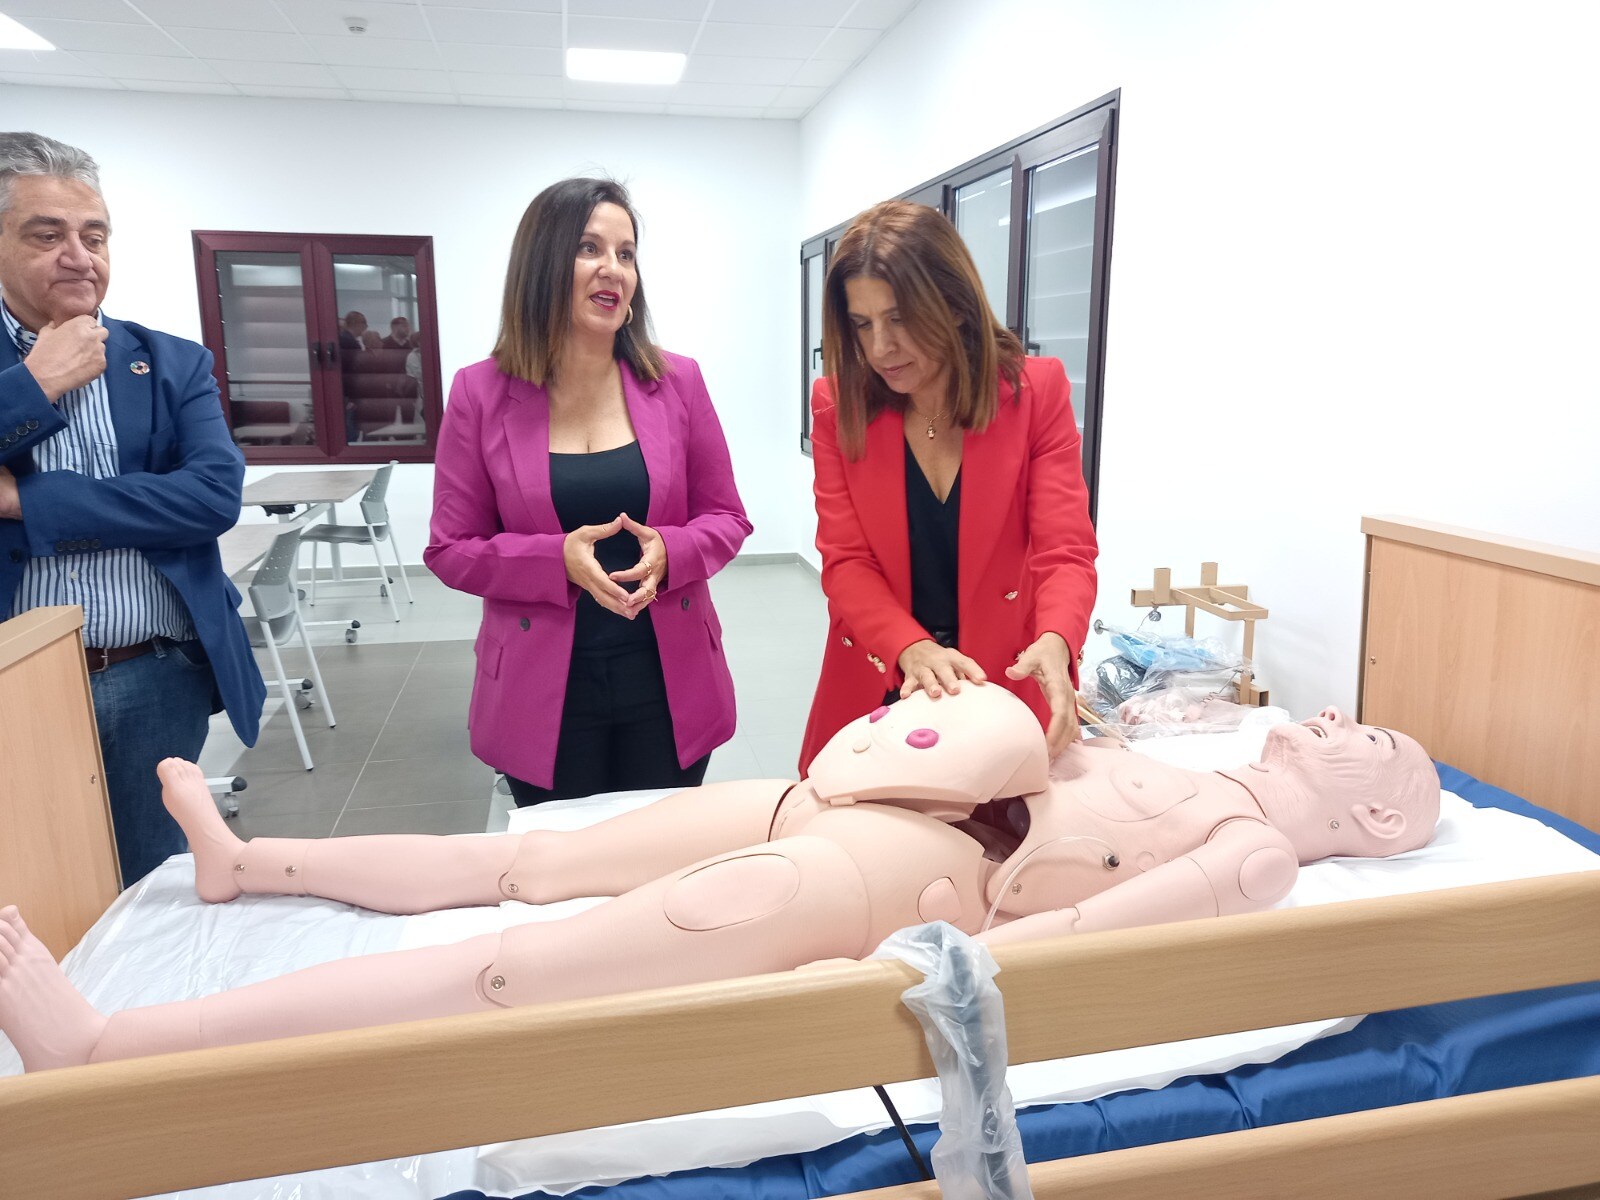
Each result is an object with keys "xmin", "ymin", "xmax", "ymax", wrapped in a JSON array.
[{"xmin": 625, "ymin": 304, "xmax": 635, "ymax": 326}]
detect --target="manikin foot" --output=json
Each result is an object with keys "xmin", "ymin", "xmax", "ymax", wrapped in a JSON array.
[
  {"xmin": 0, "ymin": 907, "xmax": 106, "ymax": 1072},
  {"xmin": 158, "ymin": 757, "xmax": 244, "ymax": 902}
]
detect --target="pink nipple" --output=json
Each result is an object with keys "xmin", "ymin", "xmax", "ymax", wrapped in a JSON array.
[
  {"xmin": 869, "ymin": 705, "xmax": 890, "ymax": 723},
  {"xmin": 906, "ymin": 728, "xmax": 939, "ymax": 749}
]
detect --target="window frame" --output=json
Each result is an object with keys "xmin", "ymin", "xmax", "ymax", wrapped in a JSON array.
[{"xmin": 192, "ymin": 230, "xmax": 444, "ymax": 466}]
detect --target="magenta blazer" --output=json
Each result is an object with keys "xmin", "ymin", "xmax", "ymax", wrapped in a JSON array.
[{"xmin": 425, "ymin": 352, "xmax": 752, "ymax": 787}]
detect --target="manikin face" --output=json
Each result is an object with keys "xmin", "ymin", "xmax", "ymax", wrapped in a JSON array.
[
  {"xmin": 0, "ymin": 174, "xmax": 111, "ymax": 331},
  {"xmin": 569, "ymin": 201, "xmax": 637, "ymax": 344},
  {"xmin": 843, "ymin": 275, "xmax": 948, "ymax": 404},
  {"xmin": 1249, "ymin": 707, "xmax": 1438, "ymax": 858}
]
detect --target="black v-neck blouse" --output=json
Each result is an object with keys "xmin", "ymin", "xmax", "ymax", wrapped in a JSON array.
[{"xmin": 904, "ymin": 439, "xmax": 961, "ymax": 644}]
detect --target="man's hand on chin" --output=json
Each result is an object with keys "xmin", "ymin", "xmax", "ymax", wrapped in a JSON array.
[{"xmin": 0, "ymin": 465, "xmax": 21, "ymax": 520}]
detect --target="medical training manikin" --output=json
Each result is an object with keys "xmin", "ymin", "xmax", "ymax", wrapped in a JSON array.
[{"xmin": 0, "ymin": 686, "xmax": 1439, "ymax": 1072}]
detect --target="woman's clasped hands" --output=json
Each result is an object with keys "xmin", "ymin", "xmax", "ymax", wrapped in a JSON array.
[{"xmin": 562, "ymin": 511, "xmax": 666, "ymax": 619}]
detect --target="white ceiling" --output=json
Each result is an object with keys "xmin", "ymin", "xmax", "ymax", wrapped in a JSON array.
[{"xmin": 0, "ymin": 0, "xmax": 917, "ymax": 118}]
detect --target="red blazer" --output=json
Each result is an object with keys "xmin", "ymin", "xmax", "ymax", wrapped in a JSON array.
[{"xmin": 800, "ymin": 356, "xmax": 1098, "ymax": 772}]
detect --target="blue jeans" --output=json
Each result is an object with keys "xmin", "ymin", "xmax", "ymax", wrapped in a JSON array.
[{"xmin": 89, "ymin": 638, "xmax": 215, "ymax": 886}]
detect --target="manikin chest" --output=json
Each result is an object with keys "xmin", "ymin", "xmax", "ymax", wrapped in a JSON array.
[{"xmin": 989, "ymin": 753, "xmax": 1263, "ymax": 918}]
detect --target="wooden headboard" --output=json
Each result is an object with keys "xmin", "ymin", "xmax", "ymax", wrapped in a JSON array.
[
  {"xmin": 0, "ymin": 605, "xmax": 121, "ymax": 957},
  {"xmin": 1359, "ymin": 515, "xmax": 1600, "ymax": 832}
]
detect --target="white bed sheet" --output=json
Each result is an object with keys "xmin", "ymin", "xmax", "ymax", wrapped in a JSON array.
[{"xmin": 3, "ymin": 718, "xmax": 1595, "ymax": 1200}]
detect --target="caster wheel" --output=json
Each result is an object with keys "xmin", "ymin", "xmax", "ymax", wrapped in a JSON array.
[
  {"xmin": 295, "ymin": 693, "xmax": 313, "ymax": 711},
  {"xmin": 345, "ymin": 629, "xmax": 358, "ymax": 644},
  {"xmin": 380, "ymin": 584, "xmax": 389, "ymax": 598}
]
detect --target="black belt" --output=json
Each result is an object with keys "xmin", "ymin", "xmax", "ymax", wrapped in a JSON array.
[{"xmin": 84, "ymin": 640, "xmax": 158, "ymax": 674}]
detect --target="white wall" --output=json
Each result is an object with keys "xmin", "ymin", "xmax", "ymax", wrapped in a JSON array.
[
  {"xmin": 0, "ymin": 85, "xmax": 806, "ymax": 560},
  {"xmin": 800, "ymin": 0, "xmax": 1600, "ymax": 717}
]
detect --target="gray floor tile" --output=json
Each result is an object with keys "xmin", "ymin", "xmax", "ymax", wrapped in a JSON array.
[
  {"xmin": 415, "ymin": 638, "xmax": 478, "ymax": 664},
  {"xmin": 334, "ymin": 797, "xmax": 491, "ymax": 837},
  {"xmin": 223, "ymin": 760, "xmax": 364, "ymax": 819},
  {"xmin": 400, "ymin": 659, "xmax": 477, "ymax": 692},
  {"xmin": 744, "ymin": 731, "xmax": 804, "ymax": 778},
  {"xmin": 368, "ymin": 715, "xmax": 474, "ymax": 763},
  {"xmin": 349, "ymin": 754, "xmax": 494, "ymax": 808},
  {"xmin": 232, "ymin": 808, "xmax": 339, "ymax": 841},
  {"xmin": 241, "ymin": 711, "xmax": 388, "ymax": 768}
]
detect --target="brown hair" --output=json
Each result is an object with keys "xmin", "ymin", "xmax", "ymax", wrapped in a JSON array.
[
  {"xmin": 492, "ymin": 177, "xmax": 664, "ymax": 385},
  {"xmin": 822, "ymin": 200, "xmax": 1024, "ymax": 459}
]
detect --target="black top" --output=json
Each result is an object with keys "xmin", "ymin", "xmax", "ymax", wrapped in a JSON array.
[
  {"xmin": 549, "ymin": 440, "xmax": 655, "ymax": 655},
  {"xmin": 904, "ymin": 439, "xmax": 960, "ymax": 644}
]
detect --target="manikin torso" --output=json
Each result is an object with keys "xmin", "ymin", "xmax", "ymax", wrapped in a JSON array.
[{"xmin": 759, "ymin": 692, "xmax": 1297, "ymax": 947}]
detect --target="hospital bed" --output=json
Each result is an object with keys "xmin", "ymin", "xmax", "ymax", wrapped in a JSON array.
[{"xmin": 1, "ymin": 515, "xmax": 1597, "ymax": 1199}]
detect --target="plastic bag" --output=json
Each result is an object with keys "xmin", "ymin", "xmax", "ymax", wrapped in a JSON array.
[{"xmin": 872, "ymin": 923, "xmax": 1032, "ymax": 1200}]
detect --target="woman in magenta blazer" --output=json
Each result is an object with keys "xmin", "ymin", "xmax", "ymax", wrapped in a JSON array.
[
  {"xmin": 426, "ymin": 178, "xmax": 751, "ymax": 804},
  {"xmin": 801, "ymin": 200, "xmax": 1098, "ymax": 773}
]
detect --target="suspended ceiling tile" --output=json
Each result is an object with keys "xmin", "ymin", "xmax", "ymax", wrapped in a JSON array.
[
  {"xmin": 127, "ymin": 0, "xmax": 293, "ymax": 33},
  {"xmin": 346, "ymin": 89, "xmax": 457, "ymax": 104},
  {"xmin": 331, "ymin": 64, "xmax": 456, "ymax": 93},
  {"xmin": 772, "ymin": 84, "xmax": 825, "ymax": 109},
  {"xmin": 815, "ymin": 26, "xmax": 884, "ymax": 60},
  {"xmin": 436, "ymin": 42, "xmax": 562, "ymax": 76},
  {"xmin": 0, "ymin": 70, "xmax": 116, "ymax": 88},
  {"xmin": 681, "ymin": 53, "xmax": 799, "ymax": 86},
  {"xmin": 566, "ymin": 15, "xmax": 699, "ymax": 53},
  {"xmin": 120, "ymin": 78, "xmax": 237, "ymax": 94},
  {"xmin": 0, "ymin": 48, "xmax": 105, "ymax": 75},
  {"xmin": 568, "ymin": 0, "xmax": 706, "ymax": 19},
  {"xmin": 236, "ymin": 84, "xmax": 353, "ymax": 100},
  {"xmin": 10, "ymin": 17, "xmax": 183, "ymax": 56},
  {"xmin": 455, "ymin": 93, "xmax": 565, "ymax": 109},
  {"xmin": 665, "ymin": 103, "xmax": 768, "ymax": 118},
  {"xmin": 424, "ymin": 8, "xmax": 562, "ymax": 47},
  {"xmin": 445, "ymin": 70, "xmax": 563, "ymax": 97},
  {"xmin": 278, "ymin": 0, "xmax": 434, "ymax": 40},
  {"xmin": 210, "ymin": 59, "xmax": 342, "ymax": 88},
  {"xmin": 302, "ymin": 34, "xmax": 445, "ymax": 70},
  {"xmin": 692, "ymin": 22, "xmax": 828, "ymax": 59},
  {"xmin": 570, "ymin": 99, "xmax": 670, "ymax": 113},
  {"xmin": 0, "ymin": 0, "xmax": 144, "ymax": 21},
  {"xmin": 839, "ymin": 0, "xmax": 917, "ymax": 29},
  {"xmin": 709, "ymin": 0, "xmax": 855, "ymax": 26},
  {"xmin": 666, "ymin": 80, "xmax": 782, "ymax": 107},
  {"xmin": 166, "ymin": 27, "xmax": 318, "ymax": 63},
  {"xmin": 71, "ymin": 50, "xmax": 223, "ymax": 81},
  {"xmin": 788, "ymin": 58, "xmax": 850, "ymax": 87}
]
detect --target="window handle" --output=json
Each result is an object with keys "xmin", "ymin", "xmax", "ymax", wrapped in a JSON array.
[
  {"xmin": 812, "ymin": 346, "xmax": 823, "ymax": 368},
  {"xmin": 310, "ymin": 340, "xmax": 323, "ymax": 365}
]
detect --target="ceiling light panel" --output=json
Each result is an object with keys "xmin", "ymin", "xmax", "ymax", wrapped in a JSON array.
[
  {"xmin": 566, "ymin": 47, "xmax": 686, "ymax": 85},
  {"xmin": 0, "ymin": 14, "xmax": 54, "ymax": 50}
]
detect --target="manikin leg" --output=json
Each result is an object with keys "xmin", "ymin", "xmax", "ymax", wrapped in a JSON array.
[
  {"xmin": 2, "ymin": 797, "xmax": 992, "ymax": 1071},
  {"xmin": 161, "ymin": 759, "xmax": 796, "ymax": 912}
]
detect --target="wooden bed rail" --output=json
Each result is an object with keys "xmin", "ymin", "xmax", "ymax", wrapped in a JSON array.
[{"xmin": 4, "ymin": 870, "xmax": 1599, "ymax": 1199}]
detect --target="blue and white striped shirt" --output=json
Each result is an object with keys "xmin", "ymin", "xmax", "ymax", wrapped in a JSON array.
[{"xmin": 3, "ymin": 303, "xmax": 195, "ymax": 648}]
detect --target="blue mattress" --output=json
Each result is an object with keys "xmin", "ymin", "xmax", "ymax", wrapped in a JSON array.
[{"xmin": 445, "ymin": 765, "xmax": 1600, "ymax": 1200}]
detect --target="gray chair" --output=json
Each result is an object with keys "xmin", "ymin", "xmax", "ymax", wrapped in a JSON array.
[
  {"xmin": 301, "ymin": 460, "xmax": 414, "ymax": 625},
  {"xmin": 247, "ymin": 527, "xmax": 337, "ymax": 771}
]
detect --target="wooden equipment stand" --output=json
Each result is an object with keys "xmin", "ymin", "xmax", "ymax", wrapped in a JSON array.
[{"xmin": 1130, "ymin": 562, "xmax": 1270, "ymax": 706}]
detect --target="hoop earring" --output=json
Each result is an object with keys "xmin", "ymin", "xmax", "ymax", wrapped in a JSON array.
[{"xmin": 625, "ymin": 304, "xmax": 635, "ymax": 326}]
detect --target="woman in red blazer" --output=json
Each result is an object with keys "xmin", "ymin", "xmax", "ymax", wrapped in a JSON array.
[{"xmin": 800, "ymin": 200, "xmax": 1098, "ymax": 772}]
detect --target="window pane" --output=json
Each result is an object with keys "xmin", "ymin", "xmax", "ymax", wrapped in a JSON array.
[
  {"xmin": 1024, "ymin": 146, "xmax": 1099, "ymax": 433},
  {"xmin": 215, "ymin": 253, "xmax": 317, "ymax": 448},
  {"xmin": 806, "ymin": 252, "xmax": 825, "ymax": 399},
  {"xmin": 954, "ymin": 167, "xmax": 1012, "ymax": 323},
  {"xmin": 332, "ymin": 255, "xmax": 428, "ymax": 447}
]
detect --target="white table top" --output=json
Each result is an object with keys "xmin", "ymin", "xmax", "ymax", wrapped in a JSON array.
[
  {"xmin": 218, "ymin": 520, "xmax": 306, "ymax": 579},
  {"xmin": 240, "ymin": 469, "xmax": 376, "ymax": 507}
]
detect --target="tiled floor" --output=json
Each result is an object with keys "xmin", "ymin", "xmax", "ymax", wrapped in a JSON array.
[{"xmin": 201, "ymin": 560, "xmax": 826, "ymax": 840}]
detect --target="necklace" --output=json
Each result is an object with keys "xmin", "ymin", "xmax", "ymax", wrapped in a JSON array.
[{"xmin": 911, "ymin": 405, "xmax": 949, "ymax": 440}]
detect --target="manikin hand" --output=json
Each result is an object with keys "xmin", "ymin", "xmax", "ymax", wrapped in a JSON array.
[
  {"xmin": 562, "ymin": 517, "xmax": 638, "ymax": 618},
  {"xmin": 1007, "ymin": 631, "xmax": 1079, "ymax": 757},
  {"xmin": 608, "ymin": 512, "xmax": 666, "ymax": 615},
  {"xmin": 0, "ymin": 465, "xmax": 19, "ymax": 520},
  {"xmin": 24, "ymin": 317, "xmax": 108, "ymax": 402},
  {"xmin": 897, "ymin": 639, "xmax": 987, "ymax": 700}
]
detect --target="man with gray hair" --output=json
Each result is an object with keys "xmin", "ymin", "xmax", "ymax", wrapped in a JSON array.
[{"xmin": 0, "ymin": 132, "xmax": 265, "ymax": 885}]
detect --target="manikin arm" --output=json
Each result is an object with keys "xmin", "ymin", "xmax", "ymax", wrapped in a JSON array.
[{"xmin": 977, "ymin": 818, "xmax": 1299, "ymax": 947}]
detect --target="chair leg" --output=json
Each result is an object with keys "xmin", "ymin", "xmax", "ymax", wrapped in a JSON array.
[
  {"xmin": 372, "ymin": 526, "xmax": 401, "ymax": 622},
  {"xmin": 384, "ymin": 524, "xmax": 416, "ymax": 605},
  {"xmin": 260, "ymin": 618, "xmax": 314, "ymax": 771},
  {"xmin": 295, "ymin": 610, "xmax": 337, "ymax": 729},
  {"xmin": 309, "ymin": 539, "xmax": 320, "ymax": 607}
]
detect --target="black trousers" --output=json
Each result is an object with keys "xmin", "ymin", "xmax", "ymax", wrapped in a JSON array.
[{"xmin": 507, "ymin": 644, "xmax": 710, "ymax": 806}]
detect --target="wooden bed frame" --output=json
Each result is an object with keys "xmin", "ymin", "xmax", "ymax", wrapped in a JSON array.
[{"xmin": 3, "ymin": 520, "xmax": 1598, "ymax": 1199}]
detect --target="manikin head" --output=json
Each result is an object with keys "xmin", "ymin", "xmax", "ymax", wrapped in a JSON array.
[
  {"xmin": 1231, "ymin": 707, "xmax": 1440, "ymax": 861},
  {"xmin": 806, "ymin": 685, "xmax": 1049, "ymax": 818}
]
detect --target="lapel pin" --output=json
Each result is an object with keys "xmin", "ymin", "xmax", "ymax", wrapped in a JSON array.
[{"xmin": 130, "ymin": 361, "xmax": 150, "ymax": 375}]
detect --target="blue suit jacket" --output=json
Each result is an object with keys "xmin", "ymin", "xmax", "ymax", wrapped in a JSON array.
[{"xmin": 0, "ymin": 315, "xmax": 265, "ymax": 745}]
